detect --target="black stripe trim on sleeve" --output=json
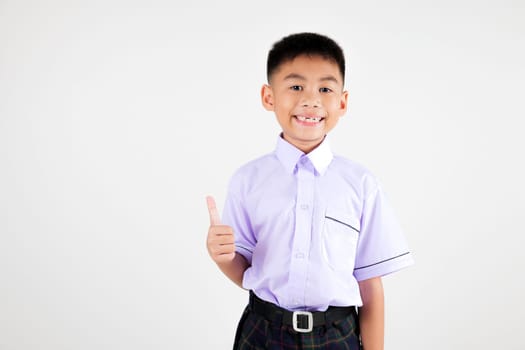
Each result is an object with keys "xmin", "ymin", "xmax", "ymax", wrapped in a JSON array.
[
  {"xmin": 354, "ymin": 252, "xmax": 411, "ymax": 270},
  {"xmin": 236, "ymin": 245, "xmax": 253, "ymax": 254},
  {"xmin": 325, "ymin": 216, "xmax": 360, "ymax": 233}
]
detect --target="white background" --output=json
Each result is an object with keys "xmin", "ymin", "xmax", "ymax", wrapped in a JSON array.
[{"xmin": 1, "ymin": 0, "xmax": 524, "ymax": 349}]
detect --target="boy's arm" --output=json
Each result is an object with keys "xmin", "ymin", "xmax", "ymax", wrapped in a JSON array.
[
  {"xmin": 206, "ymin": 196, "xmax": 250, "ymax": 288},
  {"xmin": 358, "ymin": 277, "xmax": 384, "ymax": 350},
  {"xmin": 214, "ymin": 252, "xmax": 249, "ymax": 288}
]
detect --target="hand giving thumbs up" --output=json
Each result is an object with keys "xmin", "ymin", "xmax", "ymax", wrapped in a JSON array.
[{"xmin": 206, "ymin": 196, "xmax": 236, "ymax": 264}]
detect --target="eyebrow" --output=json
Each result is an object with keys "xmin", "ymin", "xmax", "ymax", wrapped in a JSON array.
[{"xmin": 283, "ymin": 73, "xmax": 340, "ymax": 84}]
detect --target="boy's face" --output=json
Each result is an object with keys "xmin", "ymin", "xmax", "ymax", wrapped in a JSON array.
[{"xmin": 261, "ymin": 54, "xmax": 348, "ymax": 153}]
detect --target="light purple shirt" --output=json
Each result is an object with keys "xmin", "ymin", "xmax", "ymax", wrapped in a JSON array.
[{"xmin": 222, "ymin": 135, "xmax": 414, "ymax": 311}]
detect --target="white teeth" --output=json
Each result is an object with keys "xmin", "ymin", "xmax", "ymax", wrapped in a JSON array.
[{"xmin": 297, "ymin": 115, "xmax": 322, "ymax": 122}]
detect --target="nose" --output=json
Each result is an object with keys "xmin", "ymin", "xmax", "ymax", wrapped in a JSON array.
[{"xmin": 301, "ymin": 89, "xmax": 320, "ymax": 108}]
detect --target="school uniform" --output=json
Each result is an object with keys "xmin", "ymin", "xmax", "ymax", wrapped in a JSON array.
[{"xmin": 222, "ymin": 135, "xmax": 414, "ymax": 349}]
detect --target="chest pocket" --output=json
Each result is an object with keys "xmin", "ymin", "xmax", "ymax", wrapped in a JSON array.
[{"xmin": 321, "ymin": 208, "xmax": 360, "ymax": 271}]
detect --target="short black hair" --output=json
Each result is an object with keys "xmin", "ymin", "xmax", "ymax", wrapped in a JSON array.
[{"xmin": 266, "ymin": 32, "xmax": 346, "ymax": 83}]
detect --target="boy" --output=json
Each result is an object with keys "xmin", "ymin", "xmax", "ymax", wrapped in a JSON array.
[{"xmin": 206, "ymin": 32, "xmax": 414, "ymax": 350}]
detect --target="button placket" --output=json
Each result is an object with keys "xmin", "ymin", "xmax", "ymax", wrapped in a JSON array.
[{"xmin": 288, "ymin": 161, "xmax": 315, "ymax": 307}]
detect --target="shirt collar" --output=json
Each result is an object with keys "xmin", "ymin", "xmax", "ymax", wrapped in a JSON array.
[{"xmin": 274, "ymin": 134, "xmax": 334, "ymax": 176}]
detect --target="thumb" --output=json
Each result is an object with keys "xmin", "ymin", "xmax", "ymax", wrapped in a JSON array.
[{"xmin": 206, "ymin": 195, "xmax": 221, "ymax": 226}]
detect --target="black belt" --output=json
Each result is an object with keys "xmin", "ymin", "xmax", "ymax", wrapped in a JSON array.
[{"xmin": 249, "ymin": 291, "xmax": 357, "ymax": 333}]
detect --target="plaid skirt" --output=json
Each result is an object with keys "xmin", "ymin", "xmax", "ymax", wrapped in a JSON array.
[{"xmin": 233, "ymin": 302, "xmax": 362, "ymax": 350}]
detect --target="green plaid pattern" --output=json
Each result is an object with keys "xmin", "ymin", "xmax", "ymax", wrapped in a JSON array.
[{"xmin": 233, "ymin": 305, "xmax": 362, "ymax": 349}]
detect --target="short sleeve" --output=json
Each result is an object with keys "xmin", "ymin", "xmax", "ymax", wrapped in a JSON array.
[
  {"xmin": 221, "ymin": 188, "xmax": 256, "ymax": 265},
  {"xmin": 353, "ymin": 185, "xmax": 414, "ymax": 281}
]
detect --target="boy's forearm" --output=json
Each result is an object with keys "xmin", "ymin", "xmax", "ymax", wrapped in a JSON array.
[
  {"xmin": 216, "ymin": 252, "xmax": 250, "ymax": 288},
  {"xmin": 358, "ymin": 277, "xmax": 384, "ymax": 350}
]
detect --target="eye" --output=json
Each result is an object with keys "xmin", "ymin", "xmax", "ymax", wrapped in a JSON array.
[
  {"xmin": 319, "ymin": 87, "xmax": 332, "ymax": 93},
  {"xmin": 290, "ymin": 85, "xmax": 303, "ymax": 91}
]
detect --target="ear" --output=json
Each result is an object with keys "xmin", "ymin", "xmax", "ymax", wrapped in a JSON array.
[
  {"xmin": 261, "ymin": 84, "xmax": 274, "ymax": 111},
  {"xmin": 338, "ymin": 90, "xmax": 349, "ymax": 115}
]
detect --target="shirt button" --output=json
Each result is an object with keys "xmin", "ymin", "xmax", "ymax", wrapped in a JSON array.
[
  {"xmin": 295, "ymin": 252, "xmax": 304, "ymax": 259},
  {"xmin": 300, "ymin": 204, "xmax": 309, "ymax": 210}
]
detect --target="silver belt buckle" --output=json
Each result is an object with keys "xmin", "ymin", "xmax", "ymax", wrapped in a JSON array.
[{"xmin": 292, "ymin": 311, "xmax": 313, "ymax": 333}]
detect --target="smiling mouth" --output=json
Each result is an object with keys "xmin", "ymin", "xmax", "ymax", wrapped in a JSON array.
[{"xmin": 295, "ymin": 115, "xmax": 325, "ymax": 124}]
